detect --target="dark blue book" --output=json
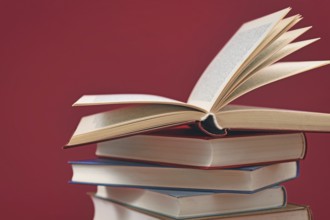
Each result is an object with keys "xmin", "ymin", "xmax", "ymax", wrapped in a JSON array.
[
  {"xmin": 93, "ymin": 185, "xmax": 287, "ymax": 219},
  {"xmin": 69, "ymin": 159, "xmax": 299, "ymax": 193},
  {"xmin": 91, "ymin": 195, "xmax": 311, "ymax": 220}
]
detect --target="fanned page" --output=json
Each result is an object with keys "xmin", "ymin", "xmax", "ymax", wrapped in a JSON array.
[
  {"xmin": 220, "ymin": 26, "xmax": 310, "ymax": 102},
  {"xmin": 215, "ymin": 105, "xmax": 330, "ymax": 132},
  {"xmin": 187, "ymin": 8, "xmax": 291, "ymax": 111},
  {"xmin": 220, "ymin": 60, "xmax": 330, "ymax": 108},
  {"xmin": 216, "ymin": 13, "xmax": 303, "ymax": 109},
  {"xmin": 73, "ymin": 94, "xmax": 206, "ymax": 112},
  {"xmin": 255, "ymin": 38, "xmax": 320, "ymax": 73},
  {"xmin": 218, "ymin": 39, "xmax": 320, "ymax": 107}
]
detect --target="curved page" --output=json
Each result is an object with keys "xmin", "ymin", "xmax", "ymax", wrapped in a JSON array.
[
  {"xmin": 221, "ymin": 61, "xmax": 330, "ymax": 107},
  {"xmin": 220, "ymin": 26, "xmax": 310, "ymax": 103},
  {"xmin": 66, "ymin": 104, "xmax": 204, "ymax": 147},
  {"xmin": 188, "ymin": 8, "xmax": 290, "ymax": 111},
  {"xmin": 216, "ymin": 105, "xmax": 330, "ymax": 132},
  {"xmin": 73, "ymin": 94, "xmax": 206, "ymax": 112}
]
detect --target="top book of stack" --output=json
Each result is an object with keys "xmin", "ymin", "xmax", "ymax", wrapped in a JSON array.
[{"xmin": 65, "ymin": 7, "xmax": 330, "ymax": 147}]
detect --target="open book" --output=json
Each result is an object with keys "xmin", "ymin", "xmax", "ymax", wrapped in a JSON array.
[{"xmin": 66, "ymin": 8, "xmax": 330, "ymax": 147}]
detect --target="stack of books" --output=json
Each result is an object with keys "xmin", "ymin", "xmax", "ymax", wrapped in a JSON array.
[{"xmin": 65, "ymin": 8, "xmax": 330, "ymax": 220}]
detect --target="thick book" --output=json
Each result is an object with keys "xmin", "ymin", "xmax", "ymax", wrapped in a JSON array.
[
  {"xmin": 94, "ymin": 185, "xmax": 286, "ymax": 219},
  {"xmin": 70, "ymin": 159, "xmax": 298, "ymax": 193},
  {"xmin": 65, "ymin": 7, "xmax": 330, "ymax": 147},
  {"xmin": 91, "ymin": 195, "xmax": 312, "ymax": 220},
  {"xmin": 96, "ymin": 129, "xmax": 306, "ymax": 168}
]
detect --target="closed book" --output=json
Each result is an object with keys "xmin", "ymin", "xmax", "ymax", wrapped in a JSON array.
[
  {"xmin": 94, "ymin": 185, "xmax": 286, "ymax": 219},
  {"xmin": 96, "ymin": 130, "xmax": 306, "ymax": 168},
  {"xmin": 91, "ymin": 195, "xmax": 312, "ymax": 220},
  {"xmin": 70, "ymin": 159, "xmax": 299, "ymax": 193}
]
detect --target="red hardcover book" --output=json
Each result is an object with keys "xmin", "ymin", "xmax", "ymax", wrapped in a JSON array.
[{"xmin": 96, "ymin": 127, "xmax": 306, "ymax": 168}]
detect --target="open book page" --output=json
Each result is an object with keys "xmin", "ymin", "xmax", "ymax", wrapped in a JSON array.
[
  {"xmin": 252, "ymin": 38, "xmax": 320, "ymax": 74},
  {"xmin": 219, "ymin": 61, "xmax": 330, "ymax": 108},
  {"xmin": 221, "ymin": 26, "xmax": 310, "ymax": 102},
  {"xmin": 216, "ymin": 105, "xmax": 330, "ymax": 132},
  {"xmin": 187, "ymin": 8, "xmax": 291, "ymax": 112},
  {"xmin": 218, "ymin": 39, "xmax": 320, "ymax": 107},
  {"xmin": 66, "ymin": 104, "xmax": 204, "ymax": 146},
  {"xmin": 73, "ymin": 94, "xmax": 206, "ymax": 112},
  {"xmin": 213, "ymin": 14, "xmax": 301, "ymax": 110}
]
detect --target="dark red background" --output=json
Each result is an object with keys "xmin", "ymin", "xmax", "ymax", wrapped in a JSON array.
[{"xmin": 2, "ymin": 0, "xmax": 330, "ymax": 219}]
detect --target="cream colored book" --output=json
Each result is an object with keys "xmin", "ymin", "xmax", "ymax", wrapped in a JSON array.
[
  {"xmin": 66, "ymin": 8, "xmax": 330, "ymax": 147},
  {"xmin": 91, "ymin": 195, "xmax": 312, "ymax": 220}
]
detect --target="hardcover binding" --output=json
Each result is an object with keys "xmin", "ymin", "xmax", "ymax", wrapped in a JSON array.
[
  {"xmin": 281, "ymin": 186, "xmax": 288, "ymax": 207},
  {"xmin": 197, "ymin": 114, "xmax": 227, "ymax": 136},
  {"xmin": 91, "ymin": 186, "xmax": 287, "ymax": 219},
  {"xmin": 69, "ymin": 161, "xmax": 299, "ymax": 193}
]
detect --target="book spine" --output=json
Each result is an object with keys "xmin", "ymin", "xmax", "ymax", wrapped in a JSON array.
[
  {"xmin": 296, "ymin": 161, "xmax": 300, "ymax": 178},
  {"xmin": 301, "ymin": 132, "xmax": 308, "ymax": 160},
  {"xmin": 281, "ymin": 186, "xmax": 288, "ymax": 207},
  {"xmin": 197, "ymin": 114, "xmax": 228, "ymax": 136}
]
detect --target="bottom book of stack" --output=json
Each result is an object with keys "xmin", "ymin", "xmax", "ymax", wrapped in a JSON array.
[{"xmin": 90, "ymin": 193, "xmax": 312, "ymax": 220}]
